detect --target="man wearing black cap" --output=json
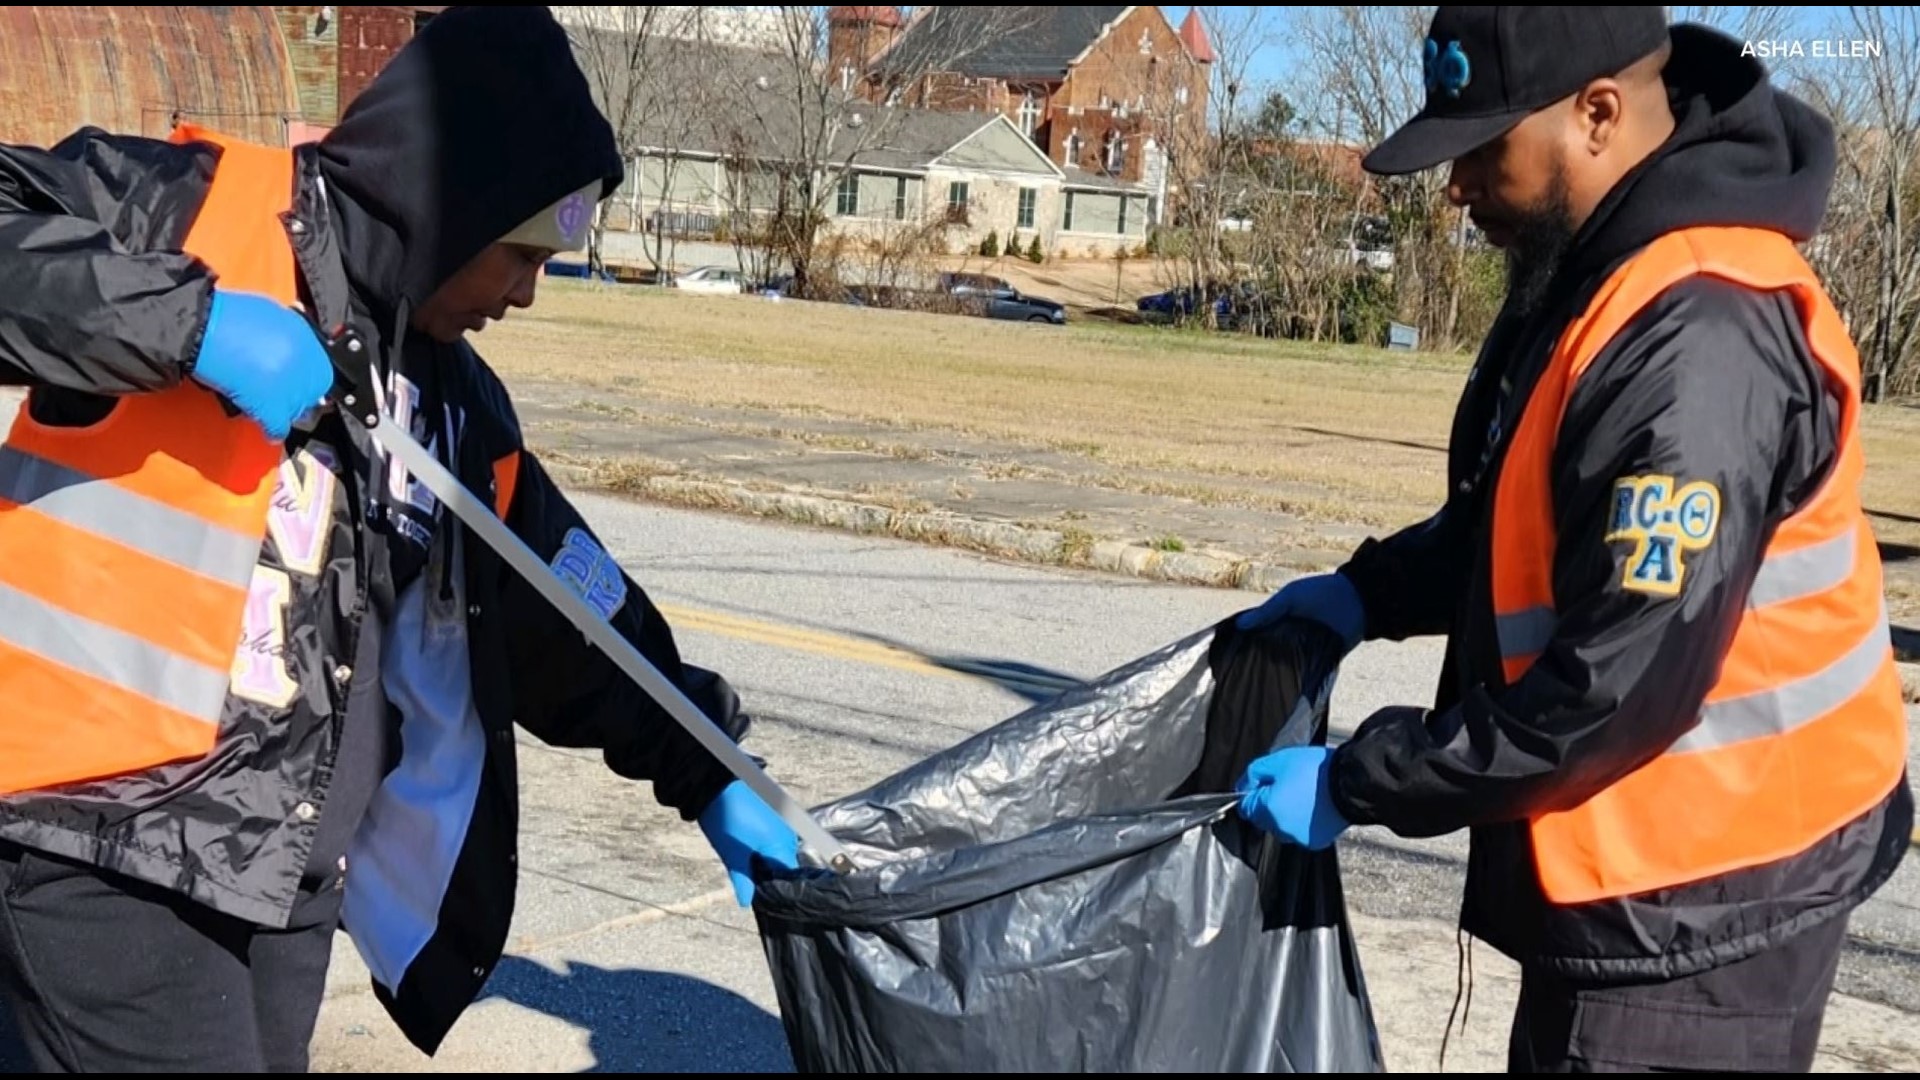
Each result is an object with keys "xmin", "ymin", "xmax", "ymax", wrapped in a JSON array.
[
  {"xmin": 1235, "ymin": 7, "xmax": 1913, "ymax": 1071},
  {"xmin": 0, "ymin": 6, "xmax": 803, "ymax": 1070}
]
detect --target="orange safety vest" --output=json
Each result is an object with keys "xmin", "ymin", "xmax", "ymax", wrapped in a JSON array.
[
  {"xmin": 0, "ymin": 125, "xmax": 293, "ymax": 794},
  {"xmin": 1490, "ymin": 224, "xmax": 1910, "ymax": 905}
]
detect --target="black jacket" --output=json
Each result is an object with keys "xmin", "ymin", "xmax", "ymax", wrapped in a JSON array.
[
  {"xmin": 1327, "ymin": 23, "xmax": 1913, "ymax": 981},
  {"xmin": 0, "ymin": 6, "xmax": 750, "ymax": 1054}
]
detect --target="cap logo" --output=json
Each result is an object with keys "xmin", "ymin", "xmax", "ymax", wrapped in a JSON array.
[
  {"xmin": 556, "ymin": 191, "xmax": 589, "ymax": 245},
  {"xmin": 1424, "ymin": 38, "xmax": 1471, "ymax": 99}
]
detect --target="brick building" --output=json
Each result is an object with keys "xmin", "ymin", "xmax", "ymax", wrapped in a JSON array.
[
  {"xmin": 0, "ymin": 6, "xmax": 446, "ymax": 150},
  {"xmin": 273, "ymin": 5, "xmax": 446, "ymax": 142},
  {"xmin": 828, "ymin": 6, "xmax": 1214, "ymax": 241},
  {"xmin": 2, "ymin": 6, "xmax": 303, "ymax": 148}
]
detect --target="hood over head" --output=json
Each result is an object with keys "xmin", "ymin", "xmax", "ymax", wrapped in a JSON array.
[
  {"xmin": 313, "ymin": 5, "xmax": 622, "ymax": 326},
  {"xmin": 1566, "ymin": 21, "xmax": 1836, "ymax": 281}
]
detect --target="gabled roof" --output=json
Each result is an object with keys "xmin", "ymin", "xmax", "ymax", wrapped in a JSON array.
[
  {"xmin": 1178, "ymin": 10, "xmax": 1215, "ymax": 64},
  {"xmin": 1061, "ymin": 164, "xmax": 1153, "ymax": 195},
  {"xmin": 849, "ymin": 110, "xmax": 1018, "ymax": 173},
  {"xmin": 618, "ymin": 44, "xmax": 1057, "ymax": 177},
  {"xmin": 828, "ymin": 6, "xmax": 904, "ymax": 30},
  {"xmin": 931, "ymin": 113, "xmax": 1067, "ymax": 179},
  {"xmin": 570, "ymin": 27, "xmax": 1063, "ymax": 178},
  {"xmin": 874, "ymin": 6, "xmax": 1129, "ymax": 82}
]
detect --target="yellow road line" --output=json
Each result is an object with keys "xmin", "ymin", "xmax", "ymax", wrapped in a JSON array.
[
  {"xmin": 658, "ymin": 603, "xmax": 1920, "ymax": 850},
  {"xmin": 656, "ymin": 602, "xmax": 1081, "ymax": 695}
]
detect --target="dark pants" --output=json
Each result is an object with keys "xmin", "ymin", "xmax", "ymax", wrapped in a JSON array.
[
  {"xmin": 0, "ymin": 840, "xmax": 346, "ymax": 1073},
  {"xmin": 1507, "ymin": 913, "xmax": 1849, "ymax": 1072}
]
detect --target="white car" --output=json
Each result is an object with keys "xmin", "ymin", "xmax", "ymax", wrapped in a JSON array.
[{"xmin": 669, "ymin": 265, "xmax": 748, "ymax": 295}]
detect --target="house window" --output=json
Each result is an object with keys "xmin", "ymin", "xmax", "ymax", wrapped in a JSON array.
[
  {"xmin": 1018, "ymin": 188, "xmax": 1036, "ymax": 230},
  {"xmin": 1065, "ymin": 132, "xmax": 1082, "ymax": 167},
  {"xmin": 836, "ymin": 172, "xmax": 860, "ymax": 216},
  {"xmin": 1104, "ymin": 132, "xmax": 1122, "ymax": 173},
  {"xmin": 894, "ymin": 176, "xmax": 909, "ymax": 220},
  {"xmin": 1117, "ymin": 196, "xmax": 1128, "ymax": 235},
  {"xmin": 841, "ymin": 62, "xmax": 856, "ymax": 91},
  {"xmin": 948, "ymin": 181, "xmax": 969, "ymax": 211},
  {"xmin": 1063, "ymin": 191, "xmax": 1076, "ymax": 232},
  {"xmin": 1018, "ymin": 91, "xmax": 1041, "ymax": 138}
]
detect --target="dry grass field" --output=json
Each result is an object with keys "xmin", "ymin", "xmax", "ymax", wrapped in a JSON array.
[
  {"xmin": 487, "ymin": 282, "xmax": 1474, "ymax": 530},
  {"xmin": 480, "ymin": 279, "xmax": 1920, "ymax": 575}
]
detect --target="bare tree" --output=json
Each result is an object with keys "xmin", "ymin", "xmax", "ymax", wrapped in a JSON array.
[
  {"xmin": 559, "ymin": 6, "xmax": 717, "ymax": 278},
  {"xmin": 1237, "ymin": 96, "xmax": 1382, "ymax": 344},
  {"xmin": 704, "ymin": 5, "xmax": 1041, "ymax": 298},
  {"xmin": 1139, "ymin": 6, "xmax": 1279, "ymax": 329},
  {"xmin": 1290, "ymin": 6, "xmax": 1491, "ymax": 351},
  {"xmin": 1286, "ymin": 6, "xmax": 1815, "ymax": 355},
  {"xmin": 1789, "ymin": 6, "xmax": 1920, "ymax": 401}
]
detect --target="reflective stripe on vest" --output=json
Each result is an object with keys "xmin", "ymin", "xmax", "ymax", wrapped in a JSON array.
[
  {"xmin": 0, "ymin": 124, "xmax": 289, "ymax": 794},
  {"xmin": 1489, "ymin": 225, "xmax": 1910, "ymax": 906}
]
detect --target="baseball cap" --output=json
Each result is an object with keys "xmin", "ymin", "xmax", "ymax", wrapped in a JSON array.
[
  {"xmin": 500, "ymin": 180, "xmax": 601, "ymax": 253},
  {"xmin": 1362, "ymin": 7, "xmax": 1671, "ymax": 176}
]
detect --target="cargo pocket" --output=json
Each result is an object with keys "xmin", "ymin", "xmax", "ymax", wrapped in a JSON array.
[{"xmin": 1567, "ymin": 989, "xmax": 1798, "ymax": 1072}]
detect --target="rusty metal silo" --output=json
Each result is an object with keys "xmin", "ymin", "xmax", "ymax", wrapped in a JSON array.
[{"xmin": 0, "ymin": 6, "xmax": 305, "ymax": 149}]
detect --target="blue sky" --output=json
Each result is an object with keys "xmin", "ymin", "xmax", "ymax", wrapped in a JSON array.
[{"xmin": 1157, "ymin": 6, "xmax": 1872, "ymax": 102}]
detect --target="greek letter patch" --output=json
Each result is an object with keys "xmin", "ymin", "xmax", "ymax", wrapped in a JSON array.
[
  {"xmin": 551, "ymin": 527, "xmax": 627, "ymax": 619},
  {"xmin": 1604, "ymin": 475, "xmax": 1720, "ymax": 597}
]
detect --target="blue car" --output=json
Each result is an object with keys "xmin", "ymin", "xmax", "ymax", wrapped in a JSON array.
[
  {"xmin": 940, "ymin": 273, "xmax": 1066, "ymax": 325},
  {"xmin": 542, "ymin": 258, "xmax": 615, "ymax": 282},
  {"xmin": 1136, "ymin": 285, "xmax": 1231, "ymax": 320}
]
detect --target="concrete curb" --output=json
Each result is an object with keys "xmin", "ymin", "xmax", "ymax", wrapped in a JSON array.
[
  {"xmin": 551, "ymin": 462, "xmax": 1920, "ymax": 704},
  {"xmin": 547, "ymin": 462, "xmax": 1326, "ymax": 594}
]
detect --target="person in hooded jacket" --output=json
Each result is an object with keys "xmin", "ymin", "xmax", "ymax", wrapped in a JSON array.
[
  {"xmin": 0, "ymin": 6, "xmax": 806, "ymax": 1071},
  {"xmin": 1234, "ymin": 7, "xmax": 1913, "ymax": 1073}
]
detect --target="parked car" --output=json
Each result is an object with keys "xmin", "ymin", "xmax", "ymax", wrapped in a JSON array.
[
  {"xmin": 759, "ymin": 273, "xmax": 868, "ymax": 306},
  {"xmin": 543, "ymin": 258, "xmax": 615, "ymax": 282},
  {"xmin": 1136, "ymin": 282, "xmax": 1284, "ymax": 336},
  {"xmin": 1136, "ymin": 284, "xmax": 1231, "ymax": 321},
  {"xmin": 938, "ymin": 273, "xmax": 1066, "ymax": 325},
  {"xmin": 668, "ymin": 265, "xmax": 749, "ymax": 295}
]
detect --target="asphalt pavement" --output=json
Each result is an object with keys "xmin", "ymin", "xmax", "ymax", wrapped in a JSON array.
[
  {"xmin": 0, "ymin": 481, "xmax": 1915, "ymax": 1072},
  {"xmin": 308, "ymin": 491, "xmax": 1920, "ymax": 1071}
]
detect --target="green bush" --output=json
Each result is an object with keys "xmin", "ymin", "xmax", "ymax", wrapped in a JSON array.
[{"xmin": 1336, "ymin": 272, "xmax": 1398, "ymax": 347}]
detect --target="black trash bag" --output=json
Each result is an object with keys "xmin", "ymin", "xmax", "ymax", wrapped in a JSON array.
[{"xmin": 751, "ymin": 617, "xmax": 1388, "ymax": 1073}]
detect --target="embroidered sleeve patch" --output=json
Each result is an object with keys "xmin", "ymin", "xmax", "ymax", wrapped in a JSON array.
[
  {"xmin": 1605, "ymin": 475, "xmax": 1720, "ymax": 597},
  {"xmin": 551, "ymin": 527, "xmax": 628, "ymax": 619}
]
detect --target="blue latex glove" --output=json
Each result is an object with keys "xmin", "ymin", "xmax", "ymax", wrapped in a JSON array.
[
  {"xmin": 1234, "ymin": 746, "xmax": 1351, "ymax": 851},
  {"xmin": 1235, "ymin": 572, "xmax": 1367, "ymax": 651},
  {"xmin": 192, "ymin": 289, "xmax": 335, "ymax": 439},
  {"xmin": 698, "ymin": 779, "xmax": 803, "ymax": 907}
]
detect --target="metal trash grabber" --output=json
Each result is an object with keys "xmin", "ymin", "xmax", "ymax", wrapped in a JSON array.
[{"xmin": 315, "ymin": 323, "xmax": 853, "ymax": 875}]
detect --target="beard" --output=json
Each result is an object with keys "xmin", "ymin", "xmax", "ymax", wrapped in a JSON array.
[{"xmin": 1501, "ymin": 159, "xmax": 1578, "ymax": 322}]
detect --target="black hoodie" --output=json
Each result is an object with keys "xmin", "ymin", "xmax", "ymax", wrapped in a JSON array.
[
  {"xmin": 0, "ymin": 6, "xmax": 754, "ymax": 1055},
  {"xmin": 1328, "ymin": 24, "xmax": 1912, "ymax": 979},
  {"xmin": 0, "ymin": 6, "xmax": 620, "ymax": 402},
  {"xmin": 317, "ymin": 5, "xmax": 623, "ymax": 329},
  {"xmin": 314, "ymin": 4, "xmax": 624, "ymax": 591}
]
